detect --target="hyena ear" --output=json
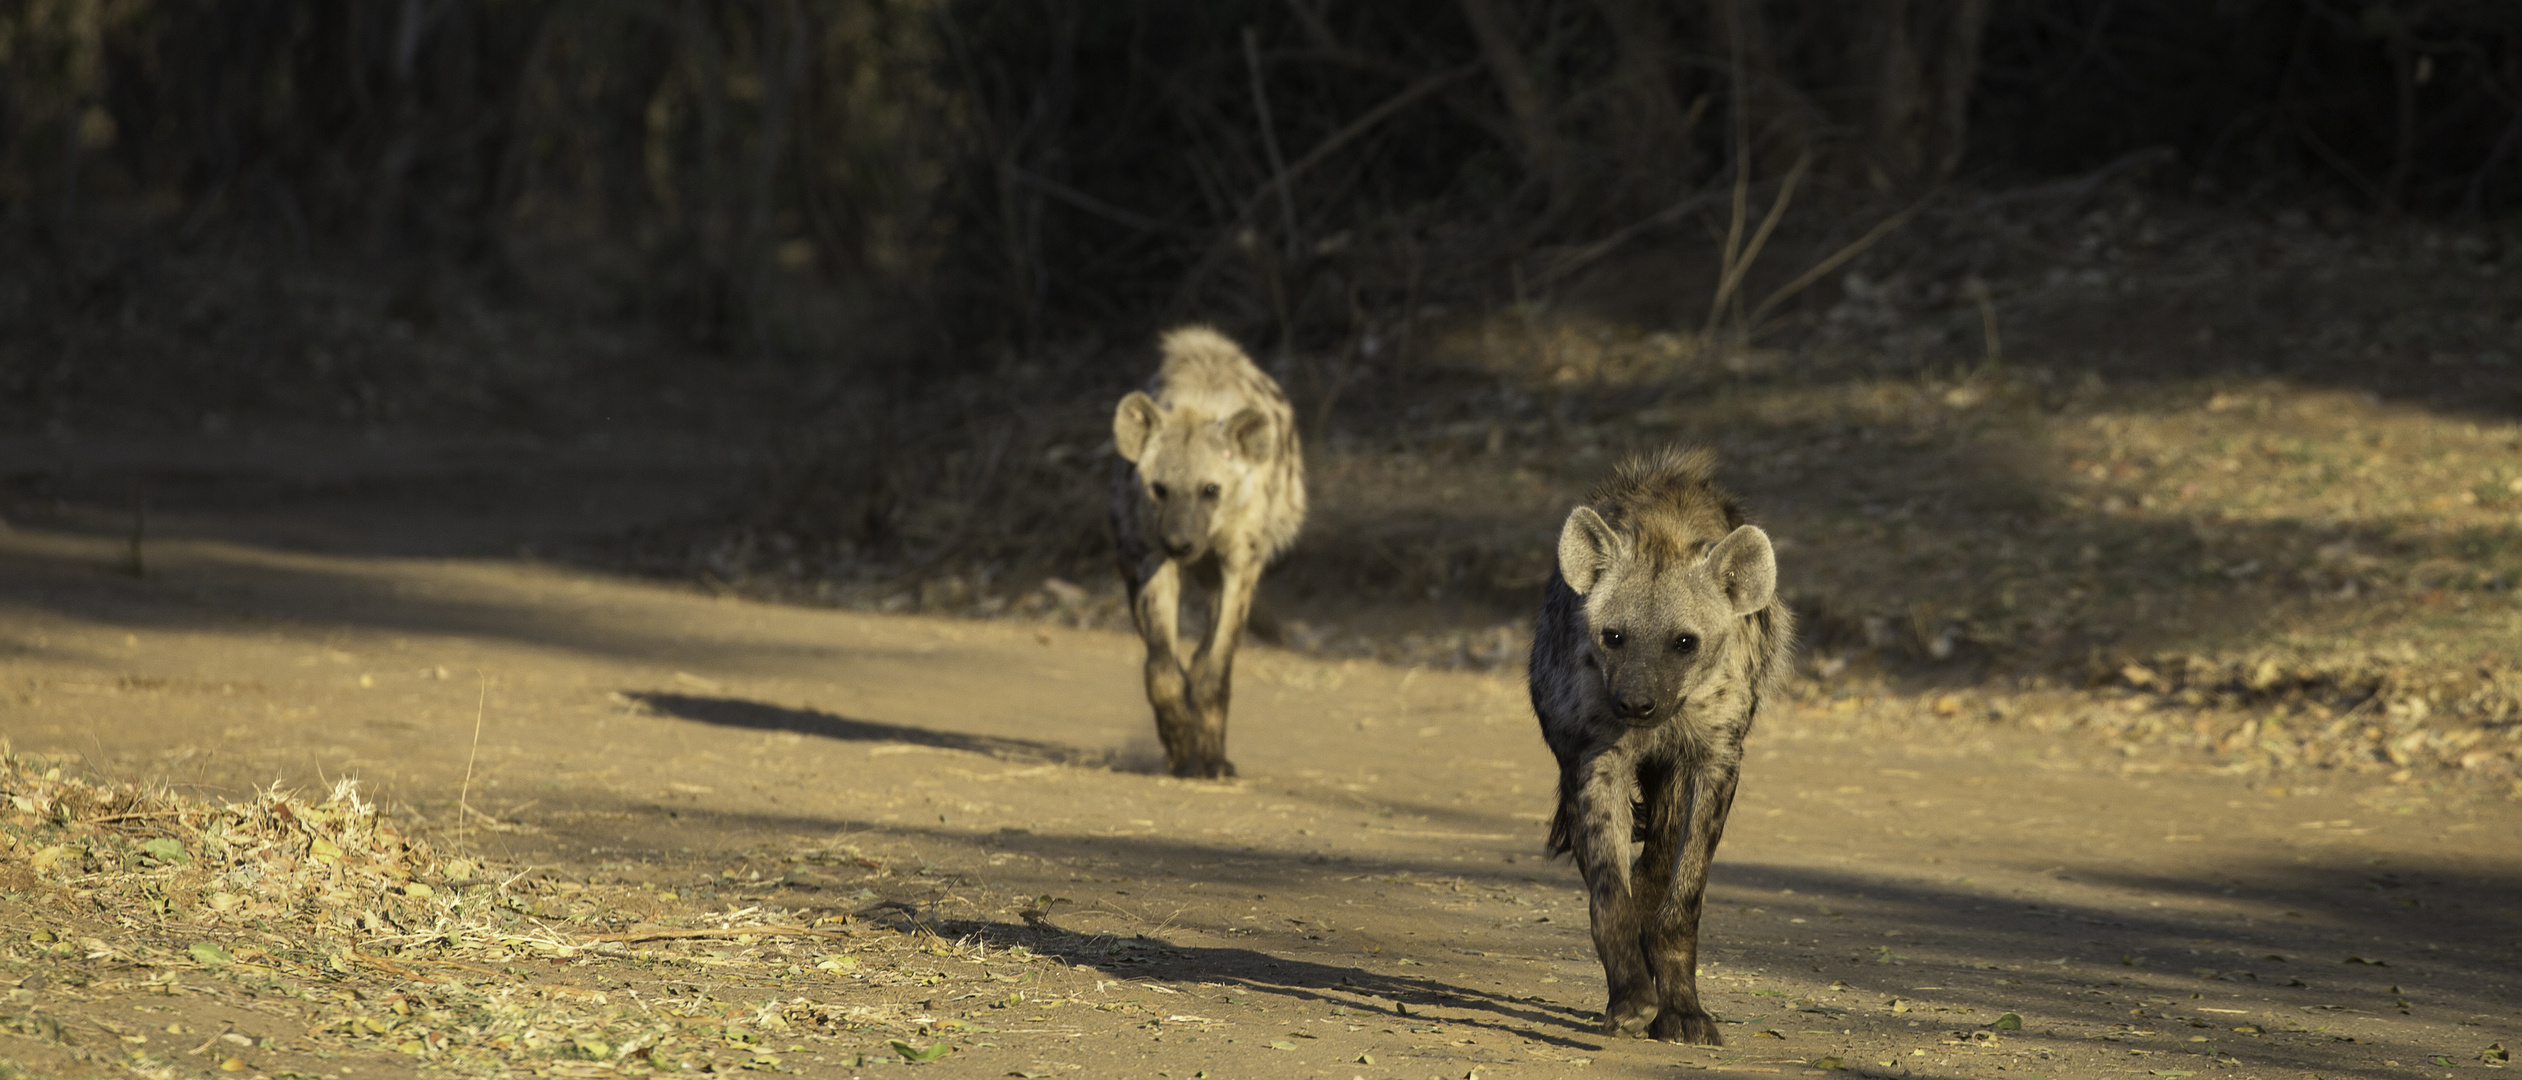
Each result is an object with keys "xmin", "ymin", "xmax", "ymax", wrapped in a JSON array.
[
  {"xmin": 1556, "ymin": 506, "xmax": 1622, "ymax": 595},
  {"xmin": 1224, "ymin": 407, "xmax": 1272, "ymax": 463},
  {"xmin": 1706, "ymin": 524, "xmax": 1777, "ymax": 617},
  {"xmin": 1113, "ymin": 392, "xmax": 1161, "ymax": 463}
]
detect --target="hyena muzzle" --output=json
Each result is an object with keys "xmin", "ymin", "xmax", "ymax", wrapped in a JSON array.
[
  {"xmin": 1527, "ymin": 446, "xmax": 1793, "ymax": 1044},
  {"xmin": 1110, "ymin": 325, "xmax": 1306, "ymax": 779}
]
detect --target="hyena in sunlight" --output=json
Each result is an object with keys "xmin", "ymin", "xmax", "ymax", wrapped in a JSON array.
[
  {"xmin": 1110, "ymin": 325, "xmax": 1306, "ymax": 779},
  {"xmin": 1528, "ymin": 447, "xmax": 1794, "ymax": 1045}
]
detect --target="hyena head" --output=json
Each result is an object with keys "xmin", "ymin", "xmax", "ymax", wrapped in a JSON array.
[
  {"xmin": 1556, "ymin": 507, "xmax": 1777, "ymax": 727},
  {"xmin": 1113, "ymin": 391, "xmax": 1274, "ymax": 562}
]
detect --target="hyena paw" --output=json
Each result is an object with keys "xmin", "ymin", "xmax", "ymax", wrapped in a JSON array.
[
  {"xmin": 1648, "ymin": 1006, "xmax": 1724, "ymax": 1046},
  {"xmin": 1206, "ymin": 758, "xmax": 1238, "ymax": 779},
  {"xmin": 1598, "ymin": 998, "xmax": 1659, "ymax": 1038}
]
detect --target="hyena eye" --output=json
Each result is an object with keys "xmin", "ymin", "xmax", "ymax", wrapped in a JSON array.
[
  {"xmin": 1150, "ymin": 482, "xmax": 1169, "ymax": 500},
  {"xmin": 1600, "ymin": 629, "xmax": 1625, "ymax": 650},
  {"xmin": 1200, "ymin": 482, "xmax": 1221, "ymax": 499},
  {"xmin": 1672, "ymin": 633, "xmax": 1700, "ymax": 654}
]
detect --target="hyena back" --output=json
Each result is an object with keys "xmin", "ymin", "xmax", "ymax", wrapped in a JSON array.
[
  {"xmin": 1110, "ymin": 326, "xmax": 1306, "ymax": 778},
  {"xmin": 1528, "ymin": 446, "xmax": 1793, "ymax": 1044}
]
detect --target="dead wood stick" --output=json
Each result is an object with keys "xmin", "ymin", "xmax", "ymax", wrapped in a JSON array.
[
  {"xmin": 1538, "ymin": 189, "xmax": 1728, "ymax": 286},
  {"xmin": 344, "ymin": 950, "xmax": 440, "ymax": 981},
  {"xmin": 1244, "ymin": 26, "xmax": 1301, "ymax": 259},
  {"xmin": 1239, "ymin": 62, "xmax": 1479, "ymax": 219},
  {"xmin": 361, "ymin": 953, "xmax": 509, "ymax": 977},
  {"xmin": 1175, "ymin": 62, "xmax": 1478, "ymax": 310},
  {"xmin": 1742, "ymin": 194, "xmax": 1933, "ymax": 330},
  {"xmin": 578, "ymin": 925, "xmax": 857, "ymax": 944},
  {"xmin": 85, "ymin": 810, "xmax": 191, "ymax": 825},
  {"xmin": 1704, "ymin": 150, "xmax": 1811, "ymax": 335}
]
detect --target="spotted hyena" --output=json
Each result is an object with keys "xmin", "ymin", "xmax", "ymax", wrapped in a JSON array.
[
  {"xmin": 1528, "ymin": 447, "xmax": 1794, "ymax": 1044},
  {"xmin": 1110, "ymin": 326, "xmax": 1305, "ymax": 778}
]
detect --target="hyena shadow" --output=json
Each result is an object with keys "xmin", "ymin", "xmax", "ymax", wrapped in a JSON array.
[
  {"xmin": 626, "ymin": 693, "xmax": 1135, "ymax": 770},
  {"xmin": 884, "ymin": 913, "xmax": 1606, "ymax": 1050}
]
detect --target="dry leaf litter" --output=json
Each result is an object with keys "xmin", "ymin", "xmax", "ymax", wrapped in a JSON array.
[{"xmin": 0, "ymin": 749, "xmax": 1089, "ymax": 1076}]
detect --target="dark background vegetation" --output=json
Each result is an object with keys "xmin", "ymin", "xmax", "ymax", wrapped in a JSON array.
[
  {"xmin": 3, "ymin": 2, "xmax": 2518, "ymax": 701},
  {"xmin": 6, "ymin": 1, "xmax": 2516, "ymax": 390}
]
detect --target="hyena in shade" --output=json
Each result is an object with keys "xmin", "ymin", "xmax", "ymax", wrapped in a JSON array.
[
  {"xmin": 1528, "ymin": 447, "xmax": 1793, "ymax": 1045},
  {"xmin": 1110, "ymin": 325, "xmax": 1306, "ymax": 779}
]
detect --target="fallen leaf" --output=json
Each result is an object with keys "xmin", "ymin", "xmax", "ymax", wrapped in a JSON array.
[
  {"xmin": 2484, "ymin": 1043, "xmax": 2509, "ymax": 1063},
  {"xmin": 1756, "ymin": 1029, "xmax": 1786, "ymax": 1039},
  {"xmin": 890, "ymin": 1040, "xmax": 950, "ymax": 1063},
  {"xmin": 220, "ymin": 1058, "xmax": 246, "ymax": 1072},
  {"xmin": 140, "ymin": 837, "xmax": 186, "ymax": 863},
  {"xmin": 189, "ymin": 942, "xmax": 232, "ymax": 966},
  {"xmin": 1814, "ymin": 1057, "xmax": 1846, "ymax": 1070},
  {"xmin": 1993, "ymin": 1012, "xmax": 2023, "ymax": 1030},
  {"xmin": 2343, "ymin": 955, "xmax": 2387, "ymax": 966},
  {"xmin": 1267, "ymin": 1040, "xmax": 1298, "ymax": 1050}
]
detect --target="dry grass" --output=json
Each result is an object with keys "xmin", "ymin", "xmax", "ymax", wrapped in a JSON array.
[{"xmin": 0, "ymin": 749, "xmax": 1144, "ymax": 1076}]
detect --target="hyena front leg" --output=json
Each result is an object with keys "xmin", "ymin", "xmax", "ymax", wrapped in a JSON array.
[
  {"xmin": 1183, "ymin": 551, "xmax": 1259, "ymax": 778},
  {"xmin": 1644, "ymin": 764, "xmax": 1742, "ymax": 1045},
  {"xmin": 1130, "ymin": 560, "xmax": 1202, "ymax": 777},
  {"xmin": 1572, "ymin": 751, "xmax": 1658, "ymax": 1036},
  {"xmin": 1630, "ymin": 759, "xmax": 1685, "ymax": 994}
]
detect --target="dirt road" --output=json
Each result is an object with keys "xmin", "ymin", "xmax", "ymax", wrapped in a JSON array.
[{"xmin": 2, "ymin": 437, "xmax": 2516, "ymax": 1080}]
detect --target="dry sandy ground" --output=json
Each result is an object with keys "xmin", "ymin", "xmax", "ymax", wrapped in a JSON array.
[{"xmin": 0, "ymin": 437, "xmax": 2516, "ymax": 1080}]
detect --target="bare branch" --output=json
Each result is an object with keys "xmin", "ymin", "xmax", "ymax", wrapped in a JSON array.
[{"xmin": 1742, "ymin": 194, "xmax": 1932, "ymax": 330}]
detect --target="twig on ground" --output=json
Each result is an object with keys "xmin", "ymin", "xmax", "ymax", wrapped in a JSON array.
[
  {"xmin": 1968, "ymin": 276, "xmax": 2003, "ymax": 369},
  {"xmin": 459, "ymin": 672, "xmax": 487, "ymax": 850},
  {"xmin": 578, "ymin": 925, "xmax": 861, "ymax": 944}
]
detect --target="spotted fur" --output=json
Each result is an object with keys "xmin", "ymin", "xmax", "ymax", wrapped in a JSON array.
[
  {"xmin": 1109, "ymin": 326, "xmax": 1305, "ymax": 778},
  {"xmin": 1527, "ymin": 446, "xmax": 1794, "ymax": 1044}
]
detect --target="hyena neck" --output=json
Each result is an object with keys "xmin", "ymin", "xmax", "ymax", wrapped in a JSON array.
[{"xmin": 1673, "ymin": 630, "xmax": 1769, "ymax": 746}]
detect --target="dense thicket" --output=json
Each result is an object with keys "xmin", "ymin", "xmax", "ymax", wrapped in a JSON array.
[{"xmin": 2, "ymin": 0, "xmax": 2516, "ymax": 365}]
